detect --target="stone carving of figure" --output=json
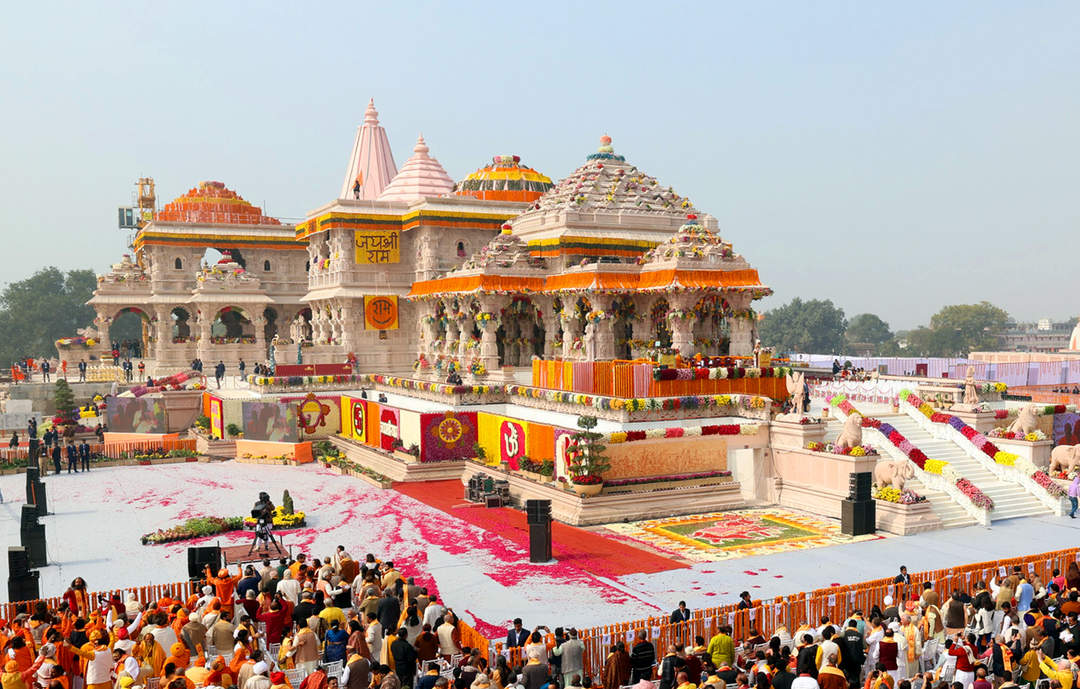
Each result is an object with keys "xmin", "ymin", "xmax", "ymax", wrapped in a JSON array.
[
  {"xmin": 962, "ymin": 366, "xmax": 979, "ymax": 406},
  {"xmin": 583, "ymin": 322, "xmax": 596, "ymax": 360},
  {"xmin": 785, "ymin": 370, "xmax": 807, "ymax": 416}
]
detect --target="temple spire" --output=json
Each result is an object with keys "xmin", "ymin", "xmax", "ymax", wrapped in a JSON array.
[{"xmin": 339, "ymin": 98, "xmax": 398, "ymax": 200}]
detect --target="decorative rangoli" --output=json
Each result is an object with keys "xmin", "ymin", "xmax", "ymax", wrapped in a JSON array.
[{"xmin": 606, "ymin": 508, "xmax": 885, "ymax": 562}]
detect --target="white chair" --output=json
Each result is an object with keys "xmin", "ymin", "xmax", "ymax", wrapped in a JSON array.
[
  {"xmin": 147, "ymin": 679, "xmax": 160, "ymax": 689},
  {"xmin": 324, "ymin": 660, "xmax": 344, "ymax": 678},
  {"xmin": 285, "ymin": 669, "xmax": 304, "ymax": 687},
  {"xmin": 269, "ymin": 643, "xmax": 281, "ymax": 659}
]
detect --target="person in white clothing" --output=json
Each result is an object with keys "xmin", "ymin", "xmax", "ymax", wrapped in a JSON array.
[
  {"xmin": 422, "ymin": 597, "xmax": 446, "ymax": 630},
  {"xmin": 277, "ymin": 571, "xmax": 301, "ymax": 605},
  {"xmin": 791, "ymin": 672, "xmax": 820, "ymax": 689},
  {"xmin": 365, "ymin": 613, "xmax": 383, "ymax": 664}
]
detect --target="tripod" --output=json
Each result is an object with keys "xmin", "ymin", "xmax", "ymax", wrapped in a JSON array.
[{"xmin": 248, "ymin": 519, "xmax": 279, "ymax": 556}]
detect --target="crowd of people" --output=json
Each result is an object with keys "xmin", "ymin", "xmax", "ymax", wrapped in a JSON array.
[
  {"xmin": 7, "ymin": 558, "xmax": 1080, "ymax": 689},
  {"xmin": 0, "ymin": 551, "xmax": 482, "ymax": 689}
]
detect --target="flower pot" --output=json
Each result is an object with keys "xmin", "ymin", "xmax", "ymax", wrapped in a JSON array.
[{"xmin": 570, "ymin": 481, "xmax": 603, "ymax": 497}]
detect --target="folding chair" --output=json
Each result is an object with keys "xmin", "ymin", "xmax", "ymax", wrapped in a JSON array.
[{"xmin": 285, "ymin": 669, "xmax": 304, "ymax": 687}]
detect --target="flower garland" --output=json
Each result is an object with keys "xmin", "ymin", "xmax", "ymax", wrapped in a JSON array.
[
  {"xmin": 604, "ymin": 470, "xmax": 732, "ymax": 487},
  {"xmin": 806, "ymin": 441, "xmax": 877, "ymax": 457},
  {"xmin": 873, "ymin": 485, "xmax": 927, "ymax": 504},
  {"xmin": 505, "ymin": 385, "xmax": 769, "ymax": 414},
  {"xmin": 651, "ymin": 365, "xmax": 790, "ymax": 382},
  {"xmin": 980, "ymin": 382, "xmax": 1008, "ymax": 393},
  {"xmin": 900, "ymin": 389, "xmax": 1064, "ymax": 500},
  {"xmin": 607, "ymin": 423, "xmax": 759, "ymax": 444},
  {"xmin": 987, "ymin": 428, "xmax": 1048, "ymax": 442}
]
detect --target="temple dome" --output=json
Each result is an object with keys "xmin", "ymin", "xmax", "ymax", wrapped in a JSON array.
[
  {"xmin": 376, "ymin": 135, "xmax": 456, "ymax": 202},
  {"xmin": 518, "ymin": 135, "xmax": 698, "ymax": 218},
  {"xmin": 155, "ymin": 181, "xmax": 280, "ymax": 225},
  {"xmin": 454, "ymin": 155, "xmax": 553, "ymax": 202}
]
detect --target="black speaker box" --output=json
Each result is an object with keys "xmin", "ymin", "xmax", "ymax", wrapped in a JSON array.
[
  {"xmin": 28, "ymin": 438, "xmax": 39, "ymax": 462},
  {"xmin": 25, "ymin": 469, "xmax": 38, "ymax": 504},
  {"xmin": 848, "ymin": 472, "xmax": 872, "ymax": 501},
  {"xmin": 525, "ymin": 499, "xmax": 551, "ymax": 524},
  {"xmin": 21, "ymin": 525, "xmax": 46, "ymax": 568},
  {"xmin": 8, "ymin": 570, "xmax": 40, "ymax": 603},
  {"xmin": 187, "ymin": 545, "xmax": 222, "ymax": 579},
  {"xmin": 529, "ymin": 522, "xmax": 552, "ymax": 563},
  {"xmin": 8, "ymin": 547, "xmax": 30, "ymax": 577},
  {"xmin": 31, "ymin": 481, "xmax": 48, "ymax": 515},
  {"xmin": 841, "ymin": 499, "xmax": 876, "ymax": 536},
  {"xmin": 20, "ymin": 504, "xmax": 39, "ymax": 532}
]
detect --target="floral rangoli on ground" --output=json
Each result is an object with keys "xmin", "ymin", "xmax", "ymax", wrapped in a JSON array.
[{"xmin": 605, "ymin": 508, "xmax": 885, "ymax": 562}]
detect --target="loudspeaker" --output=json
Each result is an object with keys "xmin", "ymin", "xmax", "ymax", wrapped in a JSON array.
[
  {"xmin": 20, "ymin": 504, "xmax": 39, "ymax": 532},
  {"xmin": 28, "ymin": 438, "xmax": 39, "ymax": 462},
  {"xmin": 525, "ymin": 499, "xmax": 551, "ymax": 524},
  {"xmin": 8, "ymin": 547, "xmax": 30, "ymax": 577},
  {"xmin": 529, "ymin": 522, "xmax": 552, "ymax": 563},
  {"xmin": 8, "ymin": 570, "xmax": 40, "ymax": 603},
  {"xmin": 848, "ymin": 472, "xmax": 871, "ymax": 501},
  {"xmin": 841, "ymin": 499, "xmax": 876, "ymax": 536},
  {"xmin": 25, "ymin": 468, "xmax": 38, "ymax": 504},
  {"xmin": 187, "ymin": 546, "xmax": 222, "ymax": 579},
  {"xmin": 31, "ymin": 481, "xmax": 48, "ymax": 515},
  {"xmin": 20, "ymin": 524, "xmax": 46, "ymax": 568}
]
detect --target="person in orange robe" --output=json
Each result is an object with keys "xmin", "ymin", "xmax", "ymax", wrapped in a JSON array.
[
  {"xmin": 164, "ymin": 642, "xmax": 191, "ymax": 673},
  {"xmin": 205, "ymin": 566, "xmax": 243, "ymax": 614}
]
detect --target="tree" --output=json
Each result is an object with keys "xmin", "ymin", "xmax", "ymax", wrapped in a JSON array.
[
  {"xmin": 846, "ymin": 313, "xmax": 892, "ymax": 346},
  {"xmin": 927, "ymin": 302, "xmax": 1009, "ymax": 356},
  {"xmin": 568, "ymin": 415, "xmax": 609, "ymax": 485},
  {"xmin": 53, "ymin": 379, "xmax": 76, "ymax": 425},
  {"xmin": 0, "ymin": 267, "xmax": 97, "ymax": 366},
  {"xmin": 758, "ymin": 298, "xmax": 847, "ymax": 354}
]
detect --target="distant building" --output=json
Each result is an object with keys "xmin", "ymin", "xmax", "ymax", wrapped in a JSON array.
[{"xmin": 997, "ymin": 319, "xmax": 1075, "ymax": 353}]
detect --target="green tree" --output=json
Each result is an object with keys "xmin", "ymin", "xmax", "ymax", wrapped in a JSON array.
[
  {"xmin": 568, "ymin": 415, "xmax": 610, "ymax": 484},
  {"xmin": 846, "ymin": 313, "xmax": 893, "ymax": 346},
  {"xmin": 926, "ymin": 302, "xmax": 1009, "ymax": 356},
  {"xmin": 758, "ymin": 298, "xmax": 847, "ymax": 354},
  {"xmin": 0, "ymin": 267, "xmax": 97, "ymax": 366},
  {"xmin": 53, "ymin": 379, "xmax": 76, "ymax": 425}
]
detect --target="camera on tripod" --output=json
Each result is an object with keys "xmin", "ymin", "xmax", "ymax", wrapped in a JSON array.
[{"xmin": 251, "ymin": 491, "xmax": 274, "ymax": 524}]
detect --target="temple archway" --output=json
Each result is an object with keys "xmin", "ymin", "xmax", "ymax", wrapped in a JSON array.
[
  {"xmin": 263, "ymin": 307, "xmax": 279, "ymax": 342},
  {"xmin": 611, "ymin": 297, "xmax": 636, "ymax": 360},
  {"xmin": 171, "ymin": 307, "xmax": 192, "ymax": 343},
  {"xmin": 212, "ymin": 306, "xmax": 253, "ymax": 342},
  {"xmin": 110, "ymin": 307, "xmax": 150, "ymax": 358},
  {"xmin": 650, "ymin": 299, "xmax": 672, "ymax": 349},
  {"xmin": 291, "ymin": 308, "xmax": 313, "ymax": 342},
  {"xmin": 692, "ymin": 294, "xmax": 731, "ymax": 355}
]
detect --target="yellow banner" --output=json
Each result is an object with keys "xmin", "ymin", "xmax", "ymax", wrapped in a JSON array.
[
  {"xmin": 355, "ymin": 230, "xmax": 400, "ymax": 264},
  {"xmin": 364, "ymin": 295, "xmax": 399, "ymax": 330}
]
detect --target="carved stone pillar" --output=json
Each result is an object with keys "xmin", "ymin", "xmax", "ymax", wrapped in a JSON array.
[
  {"xmin": 196, "ymin": 310, "xmax": 212, "ymax": 363},
  {"xmin": 631, "ymin": 316, "xmax": 652, "ymax": 359},
  {"xmin": 95, "ymin": 312, "xmax": 111, "ymax": 356},
  {"xmin": 153, "ymin": 307, "xmax": 171, "ymax": 361},
  {"xmin": 729, "ymin": 316, "xmax": 755, "ymax": 356},
  {"xmin": 254, "ymin": 312, "xmax": 267, "ymax": 360},
  {"xmin": 455, "ymin": 317, "xmax": 470, "ymax": 359},
  {"xmin": 669, "ymin": 294, "xmax": 697, "ymax": 357},
  {"xmin": 539, "ymin": 298, "xmax": 560, "ymax": 359}
]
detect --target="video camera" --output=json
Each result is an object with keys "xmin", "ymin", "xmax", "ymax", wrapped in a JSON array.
[{"xmin": 251, "ymin": 491, "xmax": 274, "ymax": 523}]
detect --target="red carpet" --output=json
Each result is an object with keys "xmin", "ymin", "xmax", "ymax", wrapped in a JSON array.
[{"xmin": 393, "ymin": 480, "xmax": 687, "ymax": 578}]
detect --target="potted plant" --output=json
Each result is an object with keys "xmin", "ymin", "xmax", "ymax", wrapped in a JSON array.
[
  {"xmin": 568, "ymin": 415, "xmax": 609, "ymax": 497},
  {"xmin": 226, "ymin": 423, "xmax": 242, "ymax": 439},
  {"xmin": 472, "ymin": 441, "xmax": 487, "ymax": 464}
]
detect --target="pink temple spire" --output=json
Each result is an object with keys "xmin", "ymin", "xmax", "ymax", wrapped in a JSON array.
[{"xmin": 339, "ymin": 98, "xmax": 398, "ymax": 200}]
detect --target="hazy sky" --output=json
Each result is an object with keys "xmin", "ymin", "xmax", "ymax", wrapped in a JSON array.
[{"xmin": 1, "ymin": 2, "xmax": 1077, "ymax": 330}]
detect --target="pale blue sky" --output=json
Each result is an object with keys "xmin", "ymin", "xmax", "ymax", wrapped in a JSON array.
[{"xmin": 1, "ymin": 1, "xmax": 1077, "ymax": 329}]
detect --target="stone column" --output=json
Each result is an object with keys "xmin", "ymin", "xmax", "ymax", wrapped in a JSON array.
[
  {"xmin": 538, "ymin": 298, "xmax": 560, "ymax": 359},
  {"xmin": 669, "ymin": 294, "xmax": 697, "ymax": 357},
  {"xmin": 254, "ymin": 311, "xmax": 267, "ymax": 360},
  {"xmin": 588, "ymin": 295, "xmax": 617, "ymax": 361},
  {"xmin": 477, "ymin": 297, "xmax": 504, "ymax": 375},
  {"xmin": 729, "ymin": 316, "xmax": 755, "ymax": 356},
  {"xmin": 196, "ymin": 309, "xmax": 212, "ymax": 363},
  {"xmin": 153, "ymin": 307, "xmax": 171, "ymax": 362},
  {"xmin": 631, "ymin": 316, "xmax": 652, "ymax": 359},
  {"xmin": 455, "ymin": 317, "xmax": 470, "ymax": 359},
  {"xmin": 95, "ymin": 312, "xmax": 111, "ymax": 355}
]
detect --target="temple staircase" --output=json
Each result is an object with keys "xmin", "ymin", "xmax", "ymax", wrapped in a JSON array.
[
  {"xmin": 824, "ymin": 417, "xmax": 976, "ymax": 529},
  {"xmin": 885, "ymin": 415, "xmax": 1052, "ymax": 522}
]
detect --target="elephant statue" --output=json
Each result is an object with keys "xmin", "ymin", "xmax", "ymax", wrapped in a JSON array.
[
  {"xmin": 835, "ymin": 413, "xmax": 863, "ymax": 451},
  {"xmin": 1007, "ymin": 404, "xmax": 1039, "ymax": 437},
  {"xmin": 1049, "ymin": 444, "xmax": 1080, "ymax": 475},
  {"xmin": 873, "ymin": 460, "xmax": 915, "ymax": 491}
]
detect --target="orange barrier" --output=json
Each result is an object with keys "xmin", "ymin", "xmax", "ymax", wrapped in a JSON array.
[
  {"xmin": 1009, "ymin": 386, "xmax": 1080, "ymax": 406},
  {"xmin": 491, "ymin": 544, "xmax": 1080, "ymax": 684},
  {"xmin": 531, "ymin": 359, "xmax": 788, "ymax": 400}
]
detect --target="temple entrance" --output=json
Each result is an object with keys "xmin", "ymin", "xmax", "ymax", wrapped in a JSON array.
[
  {"xmin": 692, "ymin": 295, "xmax": 731, "ymax": 355},
  {"xmin": 650, "ymin": 299, "xmax": 672, "ymax": 350},
  {"xmin": 611, "ymin": 297, "xmax": 636, "ymax": 360},
  {"xmin": 497, "ymin": 297, "xmax": 541, "ymax": 367},
  {"xmin": 171, "ymin": 307, "xmax": 192, "ymax": 343},
  {"xmin": 291, "ymin": 308, "xmax": 313, "ymax": 343},
  {"xmin": 111, "ymin": 307, "xmax": 149, "ymax": 359},
  {"xmin": 212, "ymin": 307, "xmax": 254, "ymax": 343},
  {"xmin": 263, "ymin": 307, "xmax": 279, "ymax": 342}
]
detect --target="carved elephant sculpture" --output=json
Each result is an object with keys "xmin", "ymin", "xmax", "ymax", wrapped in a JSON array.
[
  {"xmin": 835, "ymin": 413, "xmax": 863, "ymax": 451},
  {"xmin": 1049, "ymin": 444, "xmax": 1080, "ymax": 475},
  {"xmin": 873, "ymin": 460, "xmax": 915, "ymax": 491},
  {"xmin": 1007, "ymin": 404, "xmax": 1039, "ymax": 437}
]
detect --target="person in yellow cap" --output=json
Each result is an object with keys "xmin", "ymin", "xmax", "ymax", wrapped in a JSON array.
[{"xmin": 2, "ymin": 656, "xmax": 45, "ymax": 689}]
